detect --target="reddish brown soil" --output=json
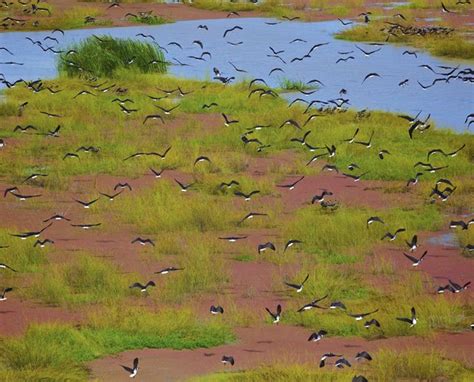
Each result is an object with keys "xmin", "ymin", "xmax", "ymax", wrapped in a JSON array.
[
  {"xmin": 378, "ymin": 230, "xmax": 474, "ymax": 289},
  {"xmin": 89, "ymin": 326, "xmax": 474, "ymax": 381},
  {"xmin": 0, "ymin": 298, "xmax": 83, "ymax": 336},
  {"xmin": 0, "ymin": 2, "xmax": 472, "ymax": 380},
  {"xmin": 41, "ymin": 0, "xmax": 474, "ymax": 29},
  {"xmin": 277, "ymin": 172, "xmax": 414, "ymax": 210}
]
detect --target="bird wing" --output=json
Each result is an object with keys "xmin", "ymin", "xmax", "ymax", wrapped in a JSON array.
[
  {"xmin": 265, "ymin": 307, "xmax": 275, "ymax": 318},
  {"xmin": 396, "ymin": 317, "xmax": 412, "ymax": 324},
  {"xmin": 284, "ymin": 282, "xmax": 300, "ymax": 289},
  {"xmin": 403, "ymin": 253, "xmax": 419, "ymax": 263},
  {"xmin": 301, "ymin": 274, "xmax": 310, "ymax": 285}
]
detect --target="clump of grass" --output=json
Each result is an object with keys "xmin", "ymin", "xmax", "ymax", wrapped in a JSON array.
[
  {"xmin": 25, "ymin": 254, "xmax": 132, "ymax": 306},
  {"xmin": 159, "ymin": 242, "xmax": 228, "ymax": 302},
  {"xmin": 87, "ymin": 306, "xmax": 235, "ymax": 351},
  {"xmin": 189, "ymin": 0, "xmax": 259, "ymax": 12},
  {"xmin": 0, "ymin": 100, "xmax": 18, "ymax": 117},
  {"xmin": 126, "ymin": 14, "xmax": 168, "ymax": 25},
  {"xmin": 456, "ymin": 228, "xmax": 473, "ymax": 258},
  {"xmin": 0, "ymin": 229, "xmax": 48, "ymax": 274},
  {"xmin": 371, "ymin": 349, "xmax": 473, "ymax": 380},
  {"xmin": 278, "ymin": 78, "xmax": 318, "ymax": 92},
  {"xmin": 110, "ymin": 180, "xmax": 259, "ymax": 233},
  {"xmin": 429, "ymin": 35, "xmax": 474, "ymax": 60},
  {"xmin": 58, "ymin": 36, "xmax": 167, "ymax": 78},
  {"xmin": 283, "ymin": 205, "xmax": 443, "ymax": 256},
  {"xmin": 193, "ymin": 363, "xmax": 353, "ymax": 381}
]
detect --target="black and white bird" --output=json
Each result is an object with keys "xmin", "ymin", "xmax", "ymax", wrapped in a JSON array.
[
  {"xmin": 407, "ymin": 172, "xmax": 423, "ymax": 187},
  {"xmin": 448, "ymin": 279, "xmax": 471, "ymax": 293},
  {"xmin": 150, "ymin": 168, "xmax": 164, "ymax": 179},
  {"xmin": 284, "ymin": 239, "xmax": 302, "ymax": 252},
  {"xmin": 114, "ymin": 182, "xmax": 133, "ymax": 192},
  {"xmin": 353, "ymin": 376, "xmax": 369, "ymax": 382},
  {"xmin": 307, "ymin": 330, "xmax": 327, "ymax": 342},
  {"xmin": 381, "ymin": 228, "xmax": 406, "ymax": 241},
  {"xmin": 74, "ymin": 197, "xmax": 99, "ymax": 209},
  {"xmin": 0, "ymin": 263, "xmax": 17, "ymax": 272},
  {"xmin": 234, "ymin": 190, "xmax": 260, "ymax": 201},
  {"xmin": 99, "ymin": 191, "xmax": 123, "ymax": 201},
  {"xmin": 155, "ymin": 267, "xmax": 183, "ymax": 275},
  {"xmin": 43, "ymin": 214, "xmax": 70, "ymax": 223},
  {"xmin": 284, "ymin": 274, "xmax": 309, "ymax": 293},
  {"xmin": 449, "ymin": 220, "xmax": 473, "ymax": 230},
  {"xmin": 277, "ymin": 176, "xmax": 304, "ymax": 190},
  {"xmin": 129, "ymin": 281, "xmax": 156, "ymax": 293},
  {"xmin": 0, "ymin": 287, "xmax": 13, "ymax": 301},
  {"xmin": 239, "ymin": 212, "xmax": 268, "ymax": 224},
  {"xmin": 121, "ymin": 357, "xmax": 139, "ymax": 378},
  {"xmin": 367, "ymin": 216, "xmax": 384, "ymax": 227},
  {"xmin": 258, "ymin": 242, "xmax": 276, "ymax": 254},
  {"xmin": 364, "ymin": 318, "xmax": 381, "ymax": 329},
  {"xmin": 218, "ymin": 235, "xmax": 248, "ymax": 242},
  {"xmin": 319, "ymin": 353, "xmax": 342, "ymax": 368},
  {"xmin": 329, "ymin": 301, "xmax": 347, "ymax": 310},
  {"xmin": 298, "ymin": 295, "xmax": 328, "ymax": 312},
  {"xmin": 22, "ymin": 173, "xmax": 47, "ymax": 183},
  {"xmin": 265, "ymin": 304, "xmax": 282, "ymax": 324},
  {"xmin": 335, "ymin": 357, "xmax": 352, "ymax": 368},
  {"xmin": 347, "ymin": 309, "xmax": 378, "ymax": 321},
  {"xmin": 355, "ymin": 351, "xmax": 372, "ymax": 361},
  {"xmin": 403, "ymin": 251, "xmax": 427, "ymax": 267},
  {"xmin": 210, "ymin": 305, "xmax": 224, "ymax": 315},
  {"xmin": 10, "ymin": 223, "xmax": 52, "ymax": 240},
  {"xmin": 405, "ymin": 235, "xmax": 418, "ymax": 252},
  {"xmin": 311, "ymin": 191, "xmax": 333, "ymax": 204},
  {"xmin": 194, "ymin": 156, "xmax": 211, "ymax": 166},
  {"xmin": 221, "ymin": 355, "xmax": 235, "ymax": 366},
  {"xmin": 70, "ymin": 223, "xmax": 102, "ymax": 230},
  {"xmin": 222, "ymin": 113, "xmax": 239, "ymax": 126},
  {"xmin": 396, "ymin": 307, "xmax": 417, "ymax": 327},
  {"xmin": 33, "ymin": 239, "xmax": 54, "ymax": 248},
  {"xmin": 131, "ymin": 237, "xmax": 155, "ymax": 247},
  {"xmin": 175, "ymin": 179, "xmax": 194, "ymax": 192}
]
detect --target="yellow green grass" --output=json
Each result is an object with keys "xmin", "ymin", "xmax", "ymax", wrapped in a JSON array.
[
  {"xmin": 193, "ymin": 350, "xmax": 474, "ymax": 381},
  {"xmin": 0, "ymin": 307, "xmax": 234, "ymax": 381},
  {"xmin": 336, "ymin": 21, "xmax": 474, "ymax": 60}
]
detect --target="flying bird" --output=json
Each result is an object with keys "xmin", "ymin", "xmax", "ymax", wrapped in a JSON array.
[
  {"xmin": 396, "ymin": 307, "xmax": 417, "ymax": 327},
  {"xmin": 265, "ymin": 304, "xmax": 282, "ymax": 324},
  {"xmin": 121, "ymin": 357, "xmax": 139, "ymax": 378},
  {"xmin": 284, "ymin": 274, "xmax": 309, "ymax": 292},
  {"xmin": 402, "ymin": 251, "xmax": 427, "ymax": 267}
]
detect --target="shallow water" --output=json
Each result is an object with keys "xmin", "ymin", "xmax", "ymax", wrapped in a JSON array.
[
  {"xmin": 426, "ymin": 232, "xmax": 459, "ymax": 247},
  {"xmin": 0, "ymin": 18, "xmax": 472, "ymax": 132}
]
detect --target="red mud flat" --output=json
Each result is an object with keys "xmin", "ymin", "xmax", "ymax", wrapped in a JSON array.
[
  {"xmin": 46, "ymin": 0, "xmax": 260, "ymax": 27},
  {"xmin": 0, "ymin": 298, "xmax": 82, "ymax": 336},
  {"xmin": 378, "ymin": 230, "xmax": 474, "ymax": 286},
  {"xmin": 89, "ymin": 325, "xmax": 474, "ymax": 382},
  {"xmin": 276, "ymin": 171, "xmax": 414, "ymax": 210}
]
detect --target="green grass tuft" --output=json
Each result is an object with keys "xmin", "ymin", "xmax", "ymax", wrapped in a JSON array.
[{"xmin": 58, "ymin": 36, "xmax": 167, "ymax": 78}]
